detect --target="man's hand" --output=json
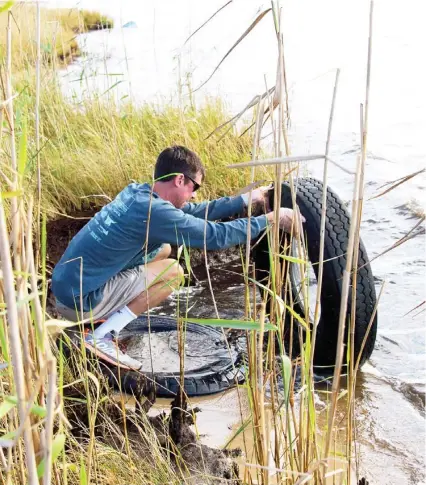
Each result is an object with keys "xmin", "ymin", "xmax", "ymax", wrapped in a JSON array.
[{"xmin": 266, "ymin": 208, "xmax": 306, "ymax": 236}]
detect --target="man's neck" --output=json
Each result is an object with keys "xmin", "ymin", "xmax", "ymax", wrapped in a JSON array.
[{"xmin": 153, "ymin": 181, "xmax": 171, "ymax": 202}]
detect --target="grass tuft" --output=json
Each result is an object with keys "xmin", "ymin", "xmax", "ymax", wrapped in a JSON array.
[
  {"xmin": 0, "ymin": 5, "xmax": 113, "ymax": 69},
  {"xmin": 9, "ymin": 75, "xmax": 270, "ymax": 216}
]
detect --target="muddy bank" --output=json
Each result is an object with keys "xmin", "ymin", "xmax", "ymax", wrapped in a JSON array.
[
  {"xmin": 45, "ymin": 208, "xmax": 241, "ymax": 319},
  {"xmin": 62, "ymin": 356, "xmax": 241, "ymax": 484}
]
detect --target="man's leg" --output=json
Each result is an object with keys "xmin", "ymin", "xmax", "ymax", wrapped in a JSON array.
[
  {"xmin": 127, "ymin": 257, "xmax": 183, "ymax": 315},
  {"xmin": 151, "ymin": 243, "xmax": 172, "ymax": 262},
  {"xmin": 84, "ymin": 256, "xmax": 183, "ymax": 369},
  {"xmin": 93, "ymin": 257, "xmax": 183, "ymax": 338}
]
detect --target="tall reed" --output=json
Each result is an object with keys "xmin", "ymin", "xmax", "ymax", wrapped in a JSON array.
[{"xmin": 0, "ymin": 9, "xmax": 58, "ymax": 484}]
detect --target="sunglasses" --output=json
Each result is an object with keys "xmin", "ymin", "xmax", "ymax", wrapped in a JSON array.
[{"xmin": 184, "ymin": 174, "xmax": 201, "ymax": 192}]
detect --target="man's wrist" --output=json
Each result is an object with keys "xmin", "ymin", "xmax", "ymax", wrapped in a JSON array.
[{"xmin": 266, "ymin": 212, "xmax": 275, "ymax": 226}]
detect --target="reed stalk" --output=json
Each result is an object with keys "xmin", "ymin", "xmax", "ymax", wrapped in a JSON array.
[
  {"xmin": 348, "ymin": 5, "xmax": 375, "ymax": 462},
  {"xmin": 2, "ymin": 10, "xmax": 40, "ymax": 485},
  {"xmin": 311, "ymin": 68, "xmax": 340, "ymax": 372},
  {"xmin": 0, "ymin": 186, "xmax": 40, "ymax": 485},
  {"xmin": 0, "ymin": 7, "xmax": 63, "ymax": 485},
  {"xmin": 257, "ymin": 302, "xmax": 268, "ymax": 484},
  {"xmin": 35, "ymin": 0, "xmax": 41, "ymax": 264},
  {"xmin": 324, "ymin": 1, "xmax": 374, "ymax": 471},
  {"xmin": 228, "ymin": 154, "xmax": 325, "ymax": 169},
  {"xmin": 244, "ymin": 95, "xmax": 265, "ymax": 320},
  {"xmin": 322, "ymin": 148, "xmax": 362, "ymax": 465}
]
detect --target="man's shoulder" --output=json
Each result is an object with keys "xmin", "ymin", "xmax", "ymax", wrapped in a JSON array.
[
  {"xmin": 120, "ymin": 182, "xmax": 151, "ymax": 198},
  {"xmin": 121, "ymin": 183, "xmax": 162, "ymax": 203},
  {"xmin": 115, "ymin": 183, "xmax": 158, "ymax": 207},
  {"xmin": 110, "ymin": 183, "xmax": 176, "ymax": 220}
]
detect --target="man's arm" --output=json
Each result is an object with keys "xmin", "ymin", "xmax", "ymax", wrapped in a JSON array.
[
  {"xmin": 149, "ymin": 201, "xmax": 268, "ymax": 250},
  {"xmin": 181, "ymin": 195, "xmax": 245, "ymax": 221}
]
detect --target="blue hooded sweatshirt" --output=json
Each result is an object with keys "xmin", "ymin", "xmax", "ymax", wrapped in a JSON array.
[{"xmin": 51, "ymin": 183, "xmax": 268, "ymax": 311}]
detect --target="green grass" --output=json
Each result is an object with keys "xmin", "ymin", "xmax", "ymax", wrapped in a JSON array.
[
  {"xmin": 11, "ymin": 75, "xmax": 269, "ymax": 216},
  {"xmin": 0, "ymin": 6, "xmax": 259, "ymax": 218}
]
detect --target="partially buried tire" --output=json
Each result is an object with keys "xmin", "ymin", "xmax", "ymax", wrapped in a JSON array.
[
  {"xmin": 64, "ymin": 316, "xmax": 245, "ymax": 397},
  {"xmin": 253, "ymin": 178, "xmax": 377, "ymax": 370}
]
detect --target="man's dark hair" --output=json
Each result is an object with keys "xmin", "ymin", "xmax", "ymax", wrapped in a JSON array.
[{"xmin": 154, "ymin": 145, "xmax": 205, "ymax": 183}]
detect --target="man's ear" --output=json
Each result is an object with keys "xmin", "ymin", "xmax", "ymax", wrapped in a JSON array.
[{"xmin": 173, "ymin": 174, "xmax": 184, "ymax": 187}]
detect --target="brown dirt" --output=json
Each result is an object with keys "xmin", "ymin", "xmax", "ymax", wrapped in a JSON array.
[
  {"xmin": 46, "ymin": 207, "xmax": 98, "ymax": 272},
  {"xmin": 45, "ymin": 207, "xmax": 98, "ymax": 316}
]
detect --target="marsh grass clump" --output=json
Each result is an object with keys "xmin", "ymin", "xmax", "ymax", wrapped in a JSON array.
[
  {"xmin": 11, "ymin": 76, "xmax": 263, "ymax": 215},
  {"xmin": 80, "ymin": 10, "xmax": 114, "ymax": 31},
  {"xmin": 0, "ymin": 5, "xmax": 113, "ymax": 68},
  {"xmin": 56, "ymin": 339, "xmax": 182, "ymax": 485}
]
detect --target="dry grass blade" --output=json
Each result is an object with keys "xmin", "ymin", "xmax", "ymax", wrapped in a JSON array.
[
  {"xmin": 183, "ymin": 0, "xmax": 233, "ymax": 46},
  {"xmin": 194, "ymin": 8, "xmax": 272, "ymax": 92},
  {"xmin": 228, "ymin": 154, "xmax": 325, "ymax": 169},
  {"xmin": 325, "ymin": 0, "xmax": 375, "ymax": 464},
  {"xmin": 205, "ymin": 87, "xmax": 275, "ymax": 140},
  {"xmin": 369, "ymin": 167, "xmax": 425, "ymax": 200},
  {"xmin": 244, "ymin": 95, "xmax": 264, "ymax": 320},
  {"xmin": 326, "ymin": 156, "xmax": 355, "ymax": 175},
  {"xmin": 234, "ymin": 180, "xmax": 269, "ymax": 196},
  {"xmin": 239, "ymin": 119, "xmax": 259, "ymax": 139},
  {"xmin": 35, "ymin": 0, "xmax": 41, "ymax": 266},
  {"xmin": 205, "ymin": 111, "xmax": 240, "ymax": 140},
  {"xmin": 0, "ymin": 92, "xmax": 18, "ymax": 107},
  {"xmin": 412, "ymin": 308, "xmax": 426, "ymax": 318},
  {"xmin": 403, "ymin": 300, "xmax": 425, "ymax": 317},
  {"xmin": 239, "ymin": 100, "xmax": 279, "ymax": 140}
]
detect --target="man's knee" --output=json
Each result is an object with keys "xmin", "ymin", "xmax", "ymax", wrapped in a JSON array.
[
  {"xmin": 152, "ymin": 258, "xmax": 184, "ymax": 288},
  {"xmin": 162, "ymin": 244, "xmax": 172, "ymax": 258},
  {"xmin": 165, "ymin": 258, "xmax": 184, "ymax": 287},
  {"xmin": 153, "ymin": 244, "xmax": 172, "ymax": 262}
]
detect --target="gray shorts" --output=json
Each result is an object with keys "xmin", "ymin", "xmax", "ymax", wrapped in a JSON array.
[{"xmin": 55, "ymin": 264, "xmax": 148, "ymax": 323}]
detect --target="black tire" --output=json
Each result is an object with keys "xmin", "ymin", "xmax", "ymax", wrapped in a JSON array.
[
  {"xmin": 64, "ymin": 316, "xmax": 245, "ymax": 397},
  {"xmin": 118, "ymin": 316, "xmax": 245, "ymax": 397},
  {"xmin": 253, "ymin": 178, "xmax": 377, "ymax": 370}
]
